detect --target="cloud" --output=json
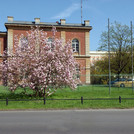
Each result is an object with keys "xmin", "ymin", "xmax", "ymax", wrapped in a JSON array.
[{"xmin": 51, "ymin": 3, "xmax": 80, "ymax": 19}]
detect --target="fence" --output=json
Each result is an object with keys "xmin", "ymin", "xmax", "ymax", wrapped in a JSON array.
[{"xmin": 1, "ymin": 96, "xmax": 134, "ymax": 106}]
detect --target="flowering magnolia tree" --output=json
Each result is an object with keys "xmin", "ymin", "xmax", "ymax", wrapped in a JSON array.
[{"xmin": 0, "ymin": 27, "xmax": 80, "ymax": 97}]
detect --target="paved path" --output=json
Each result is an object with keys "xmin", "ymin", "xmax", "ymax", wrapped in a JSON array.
[{"xmin": 0, "ymin": 109, "xmax": 134, "ymax": 134}]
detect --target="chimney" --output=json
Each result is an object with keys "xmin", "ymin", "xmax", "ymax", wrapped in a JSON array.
[
  {"xmin": 34, "ymin": 18, "xmax": 40, "ymax": 24},
  {"xmin": 84, "ymin": 20, "xmax": 89, "ymax": 26},
  {"xmin": 60, "ymin": 19, "xmax": 66, "ymax": 25},
  {"xmin": 7, "ymin": 16, "xmax": 14, "ymax": 22}
]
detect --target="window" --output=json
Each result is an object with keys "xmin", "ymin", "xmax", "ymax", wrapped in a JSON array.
[
  {"xmin": 20, "ymin": 37, "xmax": 28, "ymax": 50},
  {"xmin": 72, "ymin": 39, "xmax": 79, "ymax": 52},
  {"xmin": 0, "ymin": 41, "xmax": 1, "ymax": 55},
  {"xmin": 47, "ymin": 37, "xmax": 54, "ymax": 51},
  {"xmin": 47, "ymin": 38, "xmax": 53, "ymax": 45},
  {"xmin": 76, "ymin": 64, "xmax": 80, "ymax": 78}
]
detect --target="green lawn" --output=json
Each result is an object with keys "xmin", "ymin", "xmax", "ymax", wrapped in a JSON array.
[{"xmin": 0, "ymin": 85, "xmax": 134, "ymax": 110}]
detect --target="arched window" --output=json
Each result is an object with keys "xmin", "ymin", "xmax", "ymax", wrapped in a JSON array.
[
  {"xmin": 72, "ymin": 39, "xmax": 79, "ymax": 52},
  {"xmin": 47, "ymin": 38, "xmax": 53, "ymax": 45},
  {"xmin": 0, "ymin": 41, "xmax": 1, "ymax": 55},
  {"xmin": 47, "ymin": 37, "xmax": 54, "ymax": 51},
  {"xmin": 76, "ymin": 64, "xmax": 80, "ymax": 78},
  {"xmin": 20, "ymin": 37, "xmax": 28, "ymax": 51}
]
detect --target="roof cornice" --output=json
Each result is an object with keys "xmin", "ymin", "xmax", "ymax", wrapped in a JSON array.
[
  {"xmin": 74, "ymin": 55, "xmax": 91, "ymax": 58},
  {"xmin": 0, "ymin": 32, "xmax": 7, "ymax": 37},
  {"xmin": 5, "ymin": 23, "xmax": 92, "ymax": 31}
]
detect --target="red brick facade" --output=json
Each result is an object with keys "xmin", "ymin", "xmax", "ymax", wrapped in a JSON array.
[
  {"xmin": 0, "ymin": 17, "xmax": 92, "ymax": 84},
  {"xmin": 0, "ymin": 32, "xmax": 7, "ymax": 62}
]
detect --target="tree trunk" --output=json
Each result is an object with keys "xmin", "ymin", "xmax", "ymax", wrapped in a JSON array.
[
  {"xmin": 35, "ymin": 87, "xmax": 38, "ymax": 97},
  {"xmin": 44, "ymin": 88, "xmax": 46, "ymax": 97}
]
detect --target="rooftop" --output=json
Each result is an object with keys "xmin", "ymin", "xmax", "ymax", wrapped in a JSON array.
[
  {"xmin": 0, "ymin": 31, "xmax": 7, "ymax": 36},
  {"xmin": 5, "ymin": 16, "xmax": 92, "ymax": 30}
]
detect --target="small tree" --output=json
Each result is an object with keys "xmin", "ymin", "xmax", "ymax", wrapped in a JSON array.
[{"xmin": 0, "ymin": 27, "xmax": 80, "ymax": 97}]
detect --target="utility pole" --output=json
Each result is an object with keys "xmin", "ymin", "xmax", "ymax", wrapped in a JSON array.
[
  {"xmin": 131, "ymin": 21, "xmax": 133, "ymax": 93},
  {"xmin": 108, "ymin": 18, "xmax": 111, "ymax": 95}
]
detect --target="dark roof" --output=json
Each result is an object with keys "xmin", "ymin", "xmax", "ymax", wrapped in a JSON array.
[
  {"xmin": 0, "ymin": 31, "xmax": 6, "ymax": 33},
  {"xmin": 0, "ymin": 31, "xmax": 7, "ymax": 36},
  {"xmin": 5, "ymin": 21, "xmax": 92, "ymax": 30}
]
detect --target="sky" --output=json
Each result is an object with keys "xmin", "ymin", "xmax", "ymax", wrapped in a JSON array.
[{"xmin": 0, "ymin": 0, "xmax": 134, "ymax": 51}]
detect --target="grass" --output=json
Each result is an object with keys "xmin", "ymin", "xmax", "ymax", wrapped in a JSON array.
[{"xmin": 0, "ymin": 85, "xmax": 134, "ymax": 110}]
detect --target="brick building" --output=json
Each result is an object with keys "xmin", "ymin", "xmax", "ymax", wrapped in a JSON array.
[{"xmin": 0, "ymin": 16, "xmax": 92, "ymax": 84}]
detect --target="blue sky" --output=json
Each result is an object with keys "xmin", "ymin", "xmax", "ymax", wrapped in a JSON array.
[{"xmin": 0, "ymin": 0, "xmax": 134, "ymax": 50}]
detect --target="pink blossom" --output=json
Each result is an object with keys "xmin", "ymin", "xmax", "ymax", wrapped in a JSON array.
[{"xmin": 0, "ymin": 27, "xmax": 80, "ymax": 96}]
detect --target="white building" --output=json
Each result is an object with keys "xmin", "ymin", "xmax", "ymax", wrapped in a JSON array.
[{"xmin": 89, "ymin": 51, "xmax": 107, "ymax": 65}]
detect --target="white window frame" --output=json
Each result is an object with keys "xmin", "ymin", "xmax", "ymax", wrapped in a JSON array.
[
  {"xmin": 19, "ymin": 37, "xmax": 28, "ymax": 50},
  {"xmin": 47, "ymin": 37, "xmax": 54, "ymax": 51},
  {"xmin": 72, "ymin": 39, "xmax": 79, "ymax": 52},
  {"xmin": 0, "ymin": 41, "xmax": 1, "ymax": 55}
]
